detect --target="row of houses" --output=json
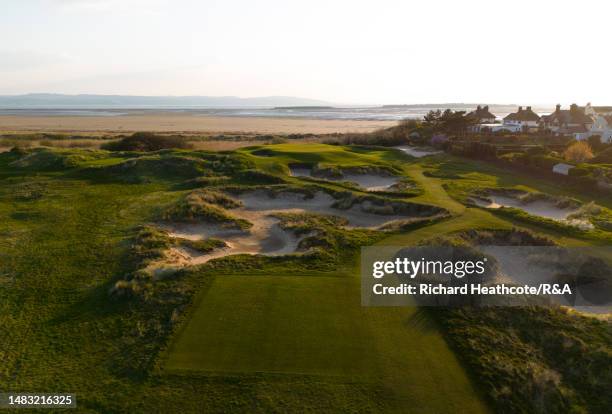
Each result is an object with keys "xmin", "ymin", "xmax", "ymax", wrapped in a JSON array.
[{"xmin": 469, "ymin": 103, "xmax": 612, "ymax": 143}]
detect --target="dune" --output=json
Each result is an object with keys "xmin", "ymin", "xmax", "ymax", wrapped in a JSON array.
[{"xmin": 155, "ymin": 190, "xmax": 432, "ymax": 268}]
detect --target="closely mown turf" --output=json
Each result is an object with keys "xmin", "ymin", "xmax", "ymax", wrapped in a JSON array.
[
  {"xmin": 164, "ymin": 272, "xmax": 490, "ymax": 413},
  {"xmin": 165, "ymin": 274, "xmax": 375, "ymax": 375}
]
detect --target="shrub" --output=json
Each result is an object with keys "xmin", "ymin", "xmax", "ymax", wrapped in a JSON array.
[
  {"xmin": 102, "ymin": 132, "xmax": 192, "ymax": 151},
  {"xmin": 564, "ymin": 141, "xmax": 593, "ymax": 163}
]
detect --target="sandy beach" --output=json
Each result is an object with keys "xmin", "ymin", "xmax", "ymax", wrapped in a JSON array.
[{"xmin": 0, "ymin": 113, "xmax": 396, "ymax": 134}]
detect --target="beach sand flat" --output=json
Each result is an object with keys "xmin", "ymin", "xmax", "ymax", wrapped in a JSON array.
[{"xmin": 0, "ymin": 113, "xmax": 396, "ymax": 134}]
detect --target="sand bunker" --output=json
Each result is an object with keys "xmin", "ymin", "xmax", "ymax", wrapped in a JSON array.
[
  {"xmin": 395, "ymin": 146, "xmax": 441, "ymax": 158},
  {"xmin": 470, "ymin": 195, "xmax": 592, "ymax": 229},
  {"xmin": 157, "ymin": 190, "xmax": 424, "ymax": 268},
  {"xmin": 160, "ymin": 213, "xmax": 304, "ymax": 267},
  {"xmin": 289, "ymin": 166, "xmax": 399, "ymax": 191},
  {"xmin": 236, "ymin": 190, "xmax": 412, "ymax": 227}
]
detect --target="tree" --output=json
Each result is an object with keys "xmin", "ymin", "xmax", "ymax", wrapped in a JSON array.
[
  {"xmin": 422, "ymin": 109, "xmax": 477, "ymax": 137},
  {"xmin": 564, "ymin": 141, "xmax": 594, "ymax": 163},
  {"xmin": 423, "ymin": 110, "xmax": 442, "ymax": 130},
  {"xmin": 440, "ymin": 110, "xmax": 476, "ymax": 137}
]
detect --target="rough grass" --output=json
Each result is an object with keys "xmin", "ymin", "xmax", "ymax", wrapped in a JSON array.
[
  {"xmin": 177, "ymin": 238, "xmax": 227, "ymax": 253},
  {"xmin": 435, "ymin": 306, "xmax": 612, "ymax": 414},
  {"xmin": 273, "ymin": 211, "xmax": 380, "ymax": 259},
  {"xmin": 162, "ymin": 189, "xmax": 251, "ymax": 229},
  {"xmin": 1, "ymin": 144, "xmax": 611, "ymax": 413}
]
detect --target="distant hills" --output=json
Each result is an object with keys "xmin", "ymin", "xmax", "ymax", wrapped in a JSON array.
[{"xmin": 0, "ymin": 94, "xmax": 334, "ymax": 108}]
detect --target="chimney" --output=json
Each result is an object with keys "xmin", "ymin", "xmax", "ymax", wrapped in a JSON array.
[
  {"xmin": 570, "ymin": 103, "xmax": 578, "ymax": 112},
  {"xmin": 527, "ymin": 106, "xmax": 532, "ymax": 111},
  {"xmin": 556, "ymin": 104, "xmax": 561, "ymax": 112},
  {"xmin": 484, "ymin": 105, "xmax": 489, "ymax": 111},
  {"xmin": 477, "ymin": 105, "xmax": 481, "ymax": 111},
  {"xmin": 518, "ymin": 106, "xmax": 523, "ymax": 112}
]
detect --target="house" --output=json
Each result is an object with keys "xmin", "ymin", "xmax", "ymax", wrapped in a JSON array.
[
  {"xmin": 584, "ymin": 103, "xmax": 612, "ymax": 116},
  {"xmin": 540, "ymin": 104, "xmax": 593, "ymax": 135},
  {"xmin": 575, "ymin": 103, "xmax": 612, "ymax": 143},
  {"xmin": 467, "ymin": 105, "xmax": 496, "ymax": 123},
  {"xmin": 552, "ymin": 163, "xmax": 574, "ymax": 176},
  {"xmin": 503, "ymin": 106, "xmax": 540, "ymax": 131}
]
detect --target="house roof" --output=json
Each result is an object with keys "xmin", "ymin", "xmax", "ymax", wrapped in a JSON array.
[
  {"xmin": 593, "ymin": 106, "xmax": 612, "ymax": 114},
  {"xmin": 504, "ymin": 106, "xmax": 540, "ymax": 122},
  {"xmin": 542, "ymin": 106, "xmax": 592, "ymax": 125},
  {"xmin": 543, "ymin": 109, "xmax": 593, "ymax": 124},
  {"xmin": 467, "ymin": 105, "xmax": 496, "ymax": 120}
]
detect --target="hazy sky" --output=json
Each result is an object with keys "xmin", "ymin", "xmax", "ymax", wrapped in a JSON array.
[{"xmin": 0, "ymin": 0, "xmax": 610, "ymax": 105}]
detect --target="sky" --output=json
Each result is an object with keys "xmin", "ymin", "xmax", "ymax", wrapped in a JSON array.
[{"xmin": 0, "ymin": 0, "xmax": 610, "ymax": 105}]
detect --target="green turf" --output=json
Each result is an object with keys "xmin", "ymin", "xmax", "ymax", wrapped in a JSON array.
[
  {"xmin": 165, "ymin": 274, "xmax": 376, "ymax": 376},
  {"xmin": 165, "ymin": 273, "xmax": 490, "ymax": 413},
  {"xmin": 1, "ymin": 144, "xmax": 609, "ymax": 412}
]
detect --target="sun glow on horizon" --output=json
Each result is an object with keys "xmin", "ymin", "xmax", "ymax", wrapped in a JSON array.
[{"xmin": 0, "ymin": 0, "xmax": 610, "ymax": 105}]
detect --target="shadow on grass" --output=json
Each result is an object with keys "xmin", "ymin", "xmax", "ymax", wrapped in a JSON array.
[
  {"xmin": 402, "ymin": 307, "xmax": 438, "ymax": 333},
  {"xmin": 49, "ymin": 273, "xmax": 132, "ymax": 326}
]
